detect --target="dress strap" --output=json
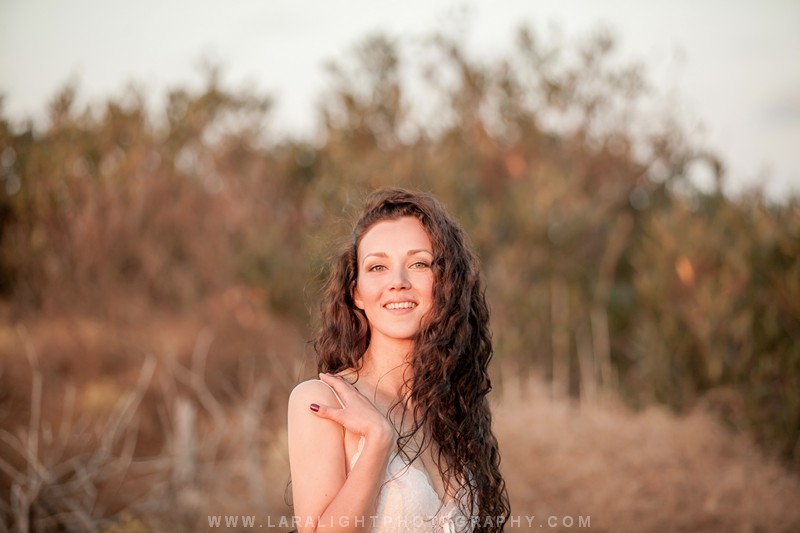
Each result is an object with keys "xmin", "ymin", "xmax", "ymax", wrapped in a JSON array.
[
  {"xmin": 314, "ymin": 379, "xmax": 346, "ymax": 408},
  {"xmin": 350, "ymin": 436, "xmax": 366, "ymax": 471}
]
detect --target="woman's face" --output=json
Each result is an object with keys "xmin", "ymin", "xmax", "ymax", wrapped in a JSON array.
[{"xmin": 353, "ymin": 216, "xmax": 434, "ymax": 345}]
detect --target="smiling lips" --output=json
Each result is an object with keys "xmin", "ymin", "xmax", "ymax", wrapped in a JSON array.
[{"xmin": 384, "ymin": 301, "xmax": 417, "ymax": 310}]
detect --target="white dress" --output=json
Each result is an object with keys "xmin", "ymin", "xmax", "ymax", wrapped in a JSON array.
[
  {"xmin": 349, "ymin": 436, "xmax": 474, "ymax": 533},
  {"xmin": 321, "ymin": 380, "xmax": 475, "ymax": 533}
]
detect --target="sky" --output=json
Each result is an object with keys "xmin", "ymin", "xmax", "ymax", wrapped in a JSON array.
[{"xmin": 1, "ymin": 0, "xmax": 799, "ymax": 200}]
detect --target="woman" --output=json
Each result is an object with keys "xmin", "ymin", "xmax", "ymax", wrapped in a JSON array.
[{"xmin": 288, "ymin": 188, "xmax": 509, "ymax": 532}]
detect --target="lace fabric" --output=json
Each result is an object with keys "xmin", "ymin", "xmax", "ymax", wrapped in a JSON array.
[{"xmin": 350, "ymin": 436, "xmax": 475, "ymax": 533}]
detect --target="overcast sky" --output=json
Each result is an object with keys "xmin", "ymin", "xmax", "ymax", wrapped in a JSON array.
[{"xmin": 1, "ymin": 0, "xmax": 798, "ymax": 199}]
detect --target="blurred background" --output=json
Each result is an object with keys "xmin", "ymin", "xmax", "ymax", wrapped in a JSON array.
[{"xmin": 1, "ymin": 1, "xmax": 799, "ymax": 531}]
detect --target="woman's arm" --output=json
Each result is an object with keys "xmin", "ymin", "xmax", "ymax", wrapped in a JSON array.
[{"xmin": 288, "ymin": 374, "xmax": 394, "ymax": 533}]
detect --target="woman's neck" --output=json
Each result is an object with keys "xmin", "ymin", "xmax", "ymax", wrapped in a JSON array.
[{"xmin": 358, "ymin": 337, "xmax": 413, "ymax": 401}]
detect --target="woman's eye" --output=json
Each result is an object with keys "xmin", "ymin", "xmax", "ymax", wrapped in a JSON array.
[
  {"xmin": 368, "ymin": 264, "xmax": 386, "ymax": 272},
  {"xmin": 410, "ymin": 261, "xmax": 430, "ymax": 269}
]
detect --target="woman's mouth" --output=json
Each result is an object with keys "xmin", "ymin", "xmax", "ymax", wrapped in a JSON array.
[{"xmin": 384, "ymin": 301, "xmax": 417, "ymax": 310}]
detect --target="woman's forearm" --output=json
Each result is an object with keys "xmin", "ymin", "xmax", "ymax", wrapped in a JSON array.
[{"xmin": 303, "ymin": 428, "xmax": 394, "ymax": 533}]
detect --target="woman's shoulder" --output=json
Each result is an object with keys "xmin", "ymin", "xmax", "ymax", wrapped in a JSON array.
[
  {"xmin": 288, "ymin": 376, "xmax": 346, "ymax": 411},
  {"xmin": 290, "ymin": 377, "xmax": 332, "ymax": 400}
]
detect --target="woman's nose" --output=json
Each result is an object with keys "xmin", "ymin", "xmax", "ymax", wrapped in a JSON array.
[{"xmin": 389, "ymin": 268, "xmax": 411, "ymax": 289}]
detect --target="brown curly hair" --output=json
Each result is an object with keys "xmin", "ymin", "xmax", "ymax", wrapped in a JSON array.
[{"xmin": 315, "ymin": 187, "xmax": 510, "ymax": 531}]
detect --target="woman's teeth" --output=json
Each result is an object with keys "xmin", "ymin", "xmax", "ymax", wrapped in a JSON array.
[{"xmin": 385, "ymin": 302, "xmax": 416, "ymax": 309}]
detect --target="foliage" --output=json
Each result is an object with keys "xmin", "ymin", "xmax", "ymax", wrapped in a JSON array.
[{"xmin": 1, "ymin": 24, "xmax": 798, "ymax": 493}]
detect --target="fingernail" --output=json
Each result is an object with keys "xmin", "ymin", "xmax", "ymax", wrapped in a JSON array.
[{"xmin": 310, "ymin": 403, "xmax": 320, "ymax": 412}]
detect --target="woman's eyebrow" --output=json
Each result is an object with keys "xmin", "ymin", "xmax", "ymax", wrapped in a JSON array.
[
  {"xmin": 363, "ymin": 251, "xmax": 387, "ymax": 260},
  {"xmin": 361, "ymin": 251, "xmax": 386, "ymax": 267}
]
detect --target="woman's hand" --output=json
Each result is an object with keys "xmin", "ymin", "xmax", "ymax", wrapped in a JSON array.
[
  {"xmin": 288, "ymin": 376, "xmax": 395, "ymax": 532},
  {"xmin": 311, "ymin": 373, "xmax": 395, "ymax": 445}
]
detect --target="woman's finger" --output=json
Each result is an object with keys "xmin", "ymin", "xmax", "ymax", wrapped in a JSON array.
[
  {"xmin": 309, "ymin": 402, "xmax": 343, "ymax": 425},
  {"xmin": 318, "ymin": 372, "xmax": 357, "ymax": 402},
  {"xmin": 315, "ymin": 373, "xmax": 389, "ymax": 438}
]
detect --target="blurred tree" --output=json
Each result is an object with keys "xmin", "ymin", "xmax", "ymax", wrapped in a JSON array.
[{"xmin": 1, "ymin": 25, "xmax": 797, "ymax": 470}]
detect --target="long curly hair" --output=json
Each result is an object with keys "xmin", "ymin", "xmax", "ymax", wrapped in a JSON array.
[{"xmin": 315, "ymin": 187, "xmax": 510, "ymax": 531}]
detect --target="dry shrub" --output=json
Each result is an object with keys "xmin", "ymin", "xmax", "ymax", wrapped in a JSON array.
[
  {"xmin": 0, "ymin": 290, "xmax": 304, "ymax": 532},
  {"xmin": 494, "ymin": 371, "xmax": 800, "ymax": 532},
  {"xmin": 0, "ymin": 360, "xmax": 284, "ymax": 532}
]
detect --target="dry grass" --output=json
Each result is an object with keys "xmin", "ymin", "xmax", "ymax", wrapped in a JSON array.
[
  {"xmin": 1, "ymin": 308, "xmax": 799, "ymax": 532},
  {"xmin": 494, "ymin": 372, "xmax": 800, "ymax": 532},
  {"xmin": 0, "ymin": 296, "xmax": 303, "ymax": 532}
]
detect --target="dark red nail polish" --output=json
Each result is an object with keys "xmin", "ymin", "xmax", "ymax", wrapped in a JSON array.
[{"xmin": 310, "ymin": 403, "xmax": 320, "ymax": 412}]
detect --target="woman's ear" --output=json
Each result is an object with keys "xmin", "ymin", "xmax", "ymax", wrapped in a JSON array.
[{"xmin": 352, "ymin": 281, "xmax": 364, "ymax": 310}]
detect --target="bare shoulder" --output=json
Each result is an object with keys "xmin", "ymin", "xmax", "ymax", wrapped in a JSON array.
[
  {"xmin": 287, "ymin": 379, "xmax": 345, "ymax": 459},
  {"xmin": 288, "ymin": 378, "xmax": 338, "ymax": 412}
]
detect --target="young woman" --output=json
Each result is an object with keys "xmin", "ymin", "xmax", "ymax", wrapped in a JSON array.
[{"xmin": 288, "ymin": 188, "xmax": 509, "ymax": 532}]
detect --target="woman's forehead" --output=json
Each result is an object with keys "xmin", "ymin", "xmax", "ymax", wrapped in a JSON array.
[{"xmin": 358, "ymin": 216, "xmax": 432, "ymax": 256}]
